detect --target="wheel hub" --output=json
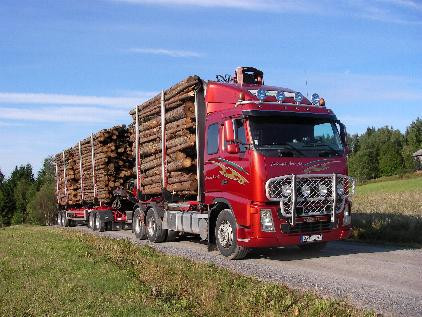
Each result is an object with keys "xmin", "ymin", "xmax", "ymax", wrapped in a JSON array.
[
  {"xmin": 218, "ymin": 220, "xmax": 233, "ymax": 248},
  {"xmin": 147, "ymin": 217, "xmax": 156, "ymax": 237}
]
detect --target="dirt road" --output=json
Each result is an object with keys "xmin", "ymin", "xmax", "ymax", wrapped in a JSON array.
[{"xmin": 69, "ymin": 226, "xmax": 422, "ymax": 317}]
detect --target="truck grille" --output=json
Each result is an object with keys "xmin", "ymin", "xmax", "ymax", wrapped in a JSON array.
[{"xmin": 266, "ymin": 174, "xmax": 354, "ymax": 217}]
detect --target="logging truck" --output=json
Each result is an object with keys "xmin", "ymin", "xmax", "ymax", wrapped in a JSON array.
[{"xmin": 55, "ymin": 66, "xmax": 354, "ymax": 259}]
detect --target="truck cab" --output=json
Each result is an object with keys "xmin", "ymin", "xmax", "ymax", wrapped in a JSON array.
[{"xmin": 203, "ymin": 67, "xmax": 354, "ymax": 258}]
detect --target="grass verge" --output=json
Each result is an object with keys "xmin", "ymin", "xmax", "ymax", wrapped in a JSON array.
[
  {"xmin": 0, "ymin": 225, "xmax": 373, "ymax": 317},
  {"xmin": 351, "ymin": 175, "xmax": 422, "ymax": 245}
]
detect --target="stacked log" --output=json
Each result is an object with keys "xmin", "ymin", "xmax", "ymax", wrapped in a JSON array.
[
  {"xmin": 130, "ymin": 75, "xmax": 201, "ymax": 197},
  {"xmin": 54, "ymin": 125, "xmax": 134, "ymax": 207}
]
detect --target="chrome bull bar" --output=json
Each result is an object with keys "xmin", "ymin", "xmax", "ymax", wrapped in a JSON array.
[{"xmin": 265, "ymin": 174, "xmax": 355, "ymax": 226}]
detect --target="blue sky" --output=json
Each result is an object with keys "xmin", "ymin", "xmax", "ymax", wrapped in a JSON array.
[{"xmin": 0, "ymin": 0, "xmax": 421, "ymax": 176}]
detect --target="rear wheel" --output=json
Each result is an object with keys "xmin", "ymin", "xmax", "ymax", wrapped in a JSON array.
[
  {"xmin": 89, "ymin": 212, "xmax": 95, "ymax": 230},
  {"xmin": 57, "ymin": 212, "xmax": 62, "ymax": 226},
  {"xmin": 63, "ymin": 213, "xmax": 69, "ymax": 227},
  {"xmin": 215, "ymin": 209, "xmax": 249, "ymax": 260},
  {"xmin": 133, "ymin": 209, "xmax": 147, "ymax": 240},
  {"xmin": 95, "ymin": 215, "xmax": 105, "ymax": 232},
  {"xmin": 146, "ymin": 208, "xmax": 167, "ymax": 243}
]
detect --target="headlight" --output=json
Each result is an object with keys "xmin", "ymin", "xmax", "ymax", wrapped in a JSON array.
[
  {"xmin": 319, "ymin": 184, "xmax": 328, "ymax": 196},
  {"xmin": 337, "ymin": 186, "xmax": 345, "ymax": 196},
  {"xmin": 302, "ymin": 185, "xmax": 311, "ymax": 197},
  {"xmin": 260, "ymin": 209, "xmax": 275, "ymax": 232},
  {"xmin": 282, "ymin": 185, "xmax": 292, "ymax": 197}
]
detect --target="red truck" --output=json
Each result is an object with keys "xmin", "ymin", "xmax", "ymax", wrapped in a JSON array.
[{"xmin": 56, "ymin": 67, "xmax": 354, "ymax": 260}]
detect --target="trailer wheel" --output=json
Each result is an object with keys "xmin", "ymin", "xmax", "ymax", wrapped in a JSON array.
[
  {"xmin": 57, "ymin": 212, "xmax": 62, "ymax": 226},
  {"xmin": 298, "ymin": 242, "xmax": 327, "ymax": 252},
  {"xmin": 95, "ymin": 215, "xmax": 105, "ymax": 232},
  {"xmin": 89, "ymin": 212, "xmax": 96, "ymax": 230},
  {"xmin": 63, "ymin": 213, "xmax": 69, "ymax": 227},
  {"xmin": 146, "ymin": 208, "xmax": 167, "ymax": 243},
  {"xmin": 215, "ymin": 209, "xmax": 249, "ymax": 260},
  {"xmin": 133, "ymin": 209, "xmax": 147, "ymax": 240}
]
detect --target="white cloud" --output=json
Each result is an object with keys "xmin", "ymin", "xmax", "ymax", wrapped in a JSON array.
[
  {"xmin": 111, "ymin": 0, "xmax": 422, "ymax": 25},
  {"xmin": 127, "ymin": 48, "xmax": 201, "ymax": 58},
  {"xmin": 0, "ymin": 91, "xmax": 155, "ymax": 107},
  {"xmin": 0, "ymin": 106, "xmax": 129, "ymax": 123}
]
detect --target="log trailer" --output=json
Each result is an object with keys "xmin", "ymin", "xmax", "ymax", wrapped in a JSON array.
[{"xmin": 55, "ymin": 67, "xmax": 354, "ymax": 259}]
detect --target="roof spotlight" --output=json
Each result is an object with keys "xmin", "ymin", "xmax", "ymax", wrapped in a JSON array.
[
  {"xmin": 257, "ymin": 89, "xmax": 267, "ymax": 101},
  {"xmin": 276, "ymin": 91, "xmax": 285, "ymax": 103},
  {"xmin": 312, "ymin": 93, "xmax": 320, "ymax": 106},
  {"xmin": 294, "ymin": 92, "xmax": 303, "ymax": 104}
]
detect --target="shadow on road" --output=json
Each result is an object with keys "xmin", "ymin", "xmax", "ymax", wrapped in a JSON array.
[{"xmin": 175, "ymin": 231, "xmax": 419, "ymax": 261}]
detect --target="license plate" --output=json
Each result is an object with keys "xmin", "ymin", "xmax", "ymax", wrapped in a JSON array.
[{"xmin": 301, "ymin": 234, "xmax": 322, "ymax": 243}]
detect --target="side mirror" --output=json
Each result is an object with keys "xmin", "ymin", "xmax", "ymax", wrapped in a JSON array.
[
  {"xmin": 224, "ymin": 119, "xmax": 235, "ymax": 143},
  {"xmin": 339, "ymin": 122, "xmax": 347, "ymax": 146},
  {"xmin": 227, "ymin": 143, "xmax": 240, "ymax": 154},
  {"xmin": 224, "ymin": 119, "xmax": 239, "ymax": 154}
]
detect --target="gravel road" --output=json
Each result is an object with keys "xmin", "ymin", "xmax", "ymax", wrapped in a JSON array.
[{"xmin": 67, "ymin": 226, "xmax": 422, "ymax": 317}]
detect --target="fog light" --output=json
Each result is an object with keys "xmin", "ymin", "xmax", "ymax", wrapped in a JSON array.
[
  {"xmin": 282, "ymin": 185, "xmax": 292, "ymax": 197},
  {"xmin": 260, "ymin": 209, "xmax": 275, "ymax": 232},
  {"xmin": 302, "ymin": 185, "xmax": 311, "ymax": 197},
  {"xmin": 319, "ymin": 184, "xmax": 328, "ymax": 196},
  {"xmin": 343, "ymin": 205, "xmax": 351, "ymax": 226}
]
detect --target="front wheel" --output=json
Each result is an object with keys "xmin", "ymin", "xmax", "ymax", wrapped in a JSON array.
[{"xmin": 215, "ymin": 209, "xmax": 249, "ymax": 260}]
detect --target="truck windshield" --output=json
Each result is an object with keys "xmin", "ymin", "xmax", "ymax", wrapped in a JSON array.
[{"xmin": 248, "ymin": 116, "xmax": 344, "ymax": 158}]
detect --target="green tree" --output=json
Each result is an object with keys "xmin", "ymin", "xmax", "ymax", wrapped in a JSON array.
[
  {"xmin": 27, "ymin": 181, "xmax": 56, "ymax": 225},
  {"xmin": 349, "ymin": 148, "xmax": 379, "ymax": 182},
  {"xmin": 403, "ymin": 118, "xmax": 422, "ymax": 170}
]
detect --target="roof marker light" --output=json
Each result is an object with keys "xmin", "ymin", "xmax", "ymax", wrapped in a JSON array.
[
  {"xmin": 294, "ymin": 92, "xmax": 303, "ymax": 104},
  {"xmin": 319, "ymin": 98, "xmax": 326, "ymax": 107},
  {"xmin": 257, "ymin": 89, "xmax": 267, "ymax": 101},
  {"xmin": 312, "ymin": 93, "xmax": 320, "ymax": 106},
  {"xmin": 276, "ymin": 91, "xmax": 285, "ymax": 103}
]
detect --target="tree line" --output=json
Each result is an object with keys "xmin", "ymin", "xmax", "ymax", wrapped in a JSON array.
[
  {"xmin": 0, "ymin": 158, "xmax": 56, "ymax": 227},
  {"xmin": 348, "ymin": 118, "xmax": 422, "ymax": 182}
]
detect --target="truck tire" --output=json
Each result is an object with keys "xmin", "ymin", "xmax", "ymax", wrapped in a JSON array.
[
  {"xmin": 89, "ymin": 212, "xmax": 96, "ymax": 230},
  {"xmin": 298, "ymin": 242, "xmax": 327, "ymax": 251},
  {"xmin": 57, "ymin": 212, "xmax": 62, "ymax": 226},
  {"xmin": 63, "ymin": 213, "xmax": 69, "ymax": 227},
  {"xmin": 215, "ymin": 209, "xmax": 249, "ymax": 260},
  {"xmin": 146, "ymin": 208, "xmax": 167, "ymax": 243},
  {"xmin": 95, "ymin": 214, "xmax": 105, "ymax": 232},
  {"xmin": 133, "ymin": 209, "xmax": 147, "ymax": 240}
]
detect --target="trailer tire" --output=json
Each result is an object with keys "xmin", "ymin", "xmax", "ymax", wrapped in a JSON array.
[
  {"xmin": 215, "ymin": 209, "xmax": 249, "ymax": 260},
  {"xmin": 298, "ymin": 242, "xmax": 327, "ymax": 251},
  {"xmin": 63, "ymin": 213, "xmax": 69, "ymax": 227},
  {"xmin": 146, "ymin": 208, "xmax": 167, "ymax": 243},
  {"xmin": 57, "ymin": 212, "xmax": 62, "ymax": 226},
  {"xmin": 89, "ymin": 212, "xmax": 96, "ymax": 230},
  {"xmin": 95, "ymin": 215, "xmax": 105, "ymax": 232},
  {"xmin": 133, "ymin": 209, "xmax": 147, "ymax": 240}
]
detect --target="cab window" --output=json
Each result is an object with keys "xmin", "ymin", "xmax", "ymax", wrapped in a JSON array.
[{"xmin": 207, "ymin": 123, "xmax": 219, "ymax": 155}]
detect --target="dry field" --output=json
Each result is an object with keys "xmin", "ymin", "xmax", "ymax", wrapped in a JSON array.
[{"xmin": 351, "ymin": 175, "xmax": 422, "ymax": 245}]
